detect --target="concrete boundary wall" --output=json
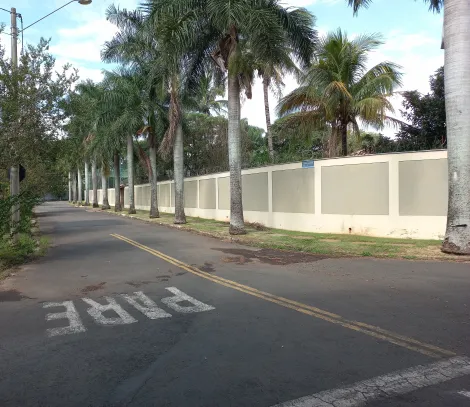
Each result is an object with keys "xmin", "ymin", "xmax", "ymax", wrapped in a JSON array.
[{"xmin": 92, "ymin": 150, "xmax": 448, "ymax": 240}]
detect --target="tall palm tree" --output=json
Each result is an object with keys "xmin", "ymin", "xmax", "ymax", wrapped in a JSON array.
[
  {"xmin": 255, "ymin": 44, "xmax": 300, "ymax": 161},
  {"xmin": 278, "ymin": 30, "xmax": 402, "ymax": 157},
  {"xmin": 348, "ymin": 2, "xmax": 470, "ymax": 254},
  {"xmin": 145, "ymin": 0, "xmax": 317, "ymax": 234},
  {"xmin": 101, "ymin": 68, "xmax": 149, "ymax": 215},
  {"xmin": 103, "ymin": 6, "xmax": 166, "ymax": 219}
]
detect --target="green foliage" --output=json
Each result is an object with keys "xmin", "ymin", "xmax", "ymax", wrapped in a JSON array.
[
  {"xmin": 395, "ymin": 67, "xmax": 446, "ymax": 151},
  {"xmin": 277, "ymin": 29, "xmax": 402, "ymax": 157},
  {"xmin": 0, "ymin": 192, "xmax": 41, "ymax": 239}
]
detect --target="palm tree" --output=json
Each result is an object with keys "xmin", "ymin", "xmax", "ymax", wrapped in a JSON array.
[
  {"xmin": 101, "ymin": 68, "xmax": 149, "ymax": 215},
  {"xmin": 277, "ymin": 30, "xmax": 402, "ymax": 157},
  {"xmin": 255, "ymin": 43, "xmax": 300, "ymax": 161},
  {"xmin": 103, "ymin": 6, "xmax": 165, "ymax": 219},
  {"xmin": 145, "ymin": 0, "xmax": 317, "ymax": 234},
  {"xmin": 348, "ymin": 2, "xmax": 470, "ymax": 254}
]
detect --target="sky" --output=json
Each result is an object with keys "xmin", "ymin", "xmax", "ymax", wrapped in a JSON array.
[{"xmin": 0, "ymin": 0, "xmax": 444, "ymax": 137}]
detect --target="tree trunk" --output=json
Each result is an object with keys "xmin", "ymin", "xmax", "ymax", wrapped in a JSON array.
[
  {"xmin": 341, "ymin": 123, "xmax": 348, "ymax": 156},
  {"xmin": 91, "ymin": 160, "xmax": 99, "ymax": 208},
  {"xmin": 84, "ymin": 160, "xmax": 90, "ymax": 206},
  {"xmin": 127, "ymin": 134, "xmax": 136, "ymax": 214},
  {"xmin": 263, "ymin": 75, "xmax": 274, "ymax": 161},
  {"xmin": 114, "ymin": 152, "xmax": 122, "ymax": 212},
  {"xmin": 173, "ymin": 122, "xmax": 186, "ymax": 224},
  {"xmin": 101, "ymin": 172, "xmax": 110, "ymax": 210},
  {"xmin": 442, "ymin": 0, "xmax": 470, "ymax": 254},
  {"xmin": 228, "ymin": 74, "xmax": 245, "ymax": 235},
  {"xmin": 149, "ymin": 144, "xmax": 160, "ymax": 218},
  {"xmin": 77, "ymin": 167, "xmax": 82, "ymax": 205},
  {"xmin": 68, "ymin": 171, "xmax": 72, "ymax": 202},
  {"xmin": 72, "ymin": 171, "xmax": 77, "ymax": 203},
  {"xmin": 329, "ymin": 124, "xmax": 338, "ymax": 158}
]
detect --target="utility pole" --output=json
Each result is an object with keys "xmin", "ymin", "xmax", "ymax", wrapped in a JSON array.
[{"xmin": 10, "ymin": 7, "xmax": 20, "ymax": 241}]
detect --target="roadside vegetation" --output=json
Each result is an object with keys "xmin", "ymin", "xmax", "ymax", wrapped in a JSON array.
[{"xmin": 93, "ymin": 207, "xmax": 460, "ymax": 261}]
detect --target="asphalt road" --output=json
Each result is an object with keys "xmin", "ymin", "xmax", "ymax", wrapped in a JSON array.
[{"xmin": 0, "ymin": 201, "xmax": 469, "ymax": 407}]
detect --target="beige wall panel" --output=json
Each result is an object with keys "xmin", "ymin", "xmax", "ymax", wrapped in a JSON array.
[
  {"xmin": 399, "ymin": 159, "xmax": 448, "ymax": 216},
  {"xmin": 141, "ymin": 185, "xmax": 150, "ymax": 206},
  {"xmin": 199, "ymin": 179, "xmax": 216, "ymax": 209},
  {"xmin": 242, "ymin": 172, "xmax": 269, "ymax": 212},
  {"xmin": 171, "ymin": 184, "xmax": 175, "ymax": 207},
  {"xmin": 184, "ymin": 180, "xmax": 198, "ymax": 208},
  {"xmin": 108, "ymin": 189, "xmax": 115, "ymax": 206},
  {"xmin": 160, "ymin": 184, "xmax": 171, "ymax": 207},
  {"xmin": 218, "ymin": 177, "xmax": 230, "ymax": 210},
  {"xmin": 272, "ymin": 168, "xmax": 315, "ymax": 213},
  {"xmin": 322, "ymin": 163, "xmax": 389, "ymax": 215}
]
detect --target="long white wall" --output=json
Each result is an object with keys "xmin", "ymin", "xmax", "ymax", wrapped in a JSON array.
[{"xmin": 92, "ymin": 150, "xmax": 448, "ymax": 240}]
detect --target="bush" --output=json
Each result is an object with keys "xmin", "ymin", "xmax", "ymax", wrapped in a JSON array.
[{"xmin": 0, "ymin": 192, "xmax": 41, "ymax": 238}]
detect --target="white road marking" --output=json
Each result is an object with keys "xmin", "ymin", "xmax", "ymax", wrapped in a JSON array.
[
  {"xmin": 82, "ymin": 297, "xmax": 137, "ymax": 325},
  {"xmin": 272, "ymin": 356, "xmax": 470, "ymax": 407},
  {"xmin": 43, "ymin": 301, "xmax": 86, "ymax": 337},
  {"xmin": 121, "ymin": 291, "xmax": 172, "ymax": 319},
  {"xmin": 457, "ymin": 390, "xmax": 470, "ymax": 398},
  {"xmin": 161, "ymin": 287, "xmax": 215, "ymax": 314}
]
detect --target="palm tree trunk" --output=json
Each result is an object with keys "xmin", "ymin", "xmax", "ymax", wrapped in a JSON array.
[
  {"xmin": 329, "ymin": 124, "xmax": 338, "ymax": 158},
  {"xmin": 441, "ymin": 0, "xmax": 470, "ymax": 254},
  {"xmin": 263, "ymin": 75, "xmax": 274, "ymax": 161},
  {"xmin": 114, "ymin": 151, "xmax": 122, "ymax": 212},
  {"xmin": 149, "ymin": 144, "xmax": 160, "ymax": 218},
  {"xmin": 101, "ymin": 172, "xmax": 110, "ymax": 210},
  {"xmin": 228, "ymin": 74, "xmax": 245, "ymax": 235},
  {"xmin": 173, "ymin": 122, "xmax": 186, "ymax": 224},
  {"xmin": 127, "ymin": 134, "xmax": 136, "ymax": 214},
  {"xmin": 68, "ymin": 171, "xmax": 72, "ymax": 202},
  {"xmin": 84, "ymin": 160, "xmax": 90, "ymax": 206},
  {"xmin": 91, "ymin": 160, "xmax": 99, "ymax": 208},
  {"xmin": 77, "ymin": 167, "xmax": 82, "ymax": 205},
  {"xmin": 72, "ymin": 171, "xmax": 77, "ymax": 203},
  {"xmin": 341, "ymin": 123, "xmax": 348, "ymax": 156}
]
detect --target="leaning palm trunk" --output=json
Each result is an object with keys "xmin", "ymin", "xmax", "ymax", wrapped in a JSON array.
[
  {"xmin": 101, "ymin": 172, "xmax": 110, "ymax": 210},
  {"xmin": 263, "ymin": 75, "xmax": 274, "ymax": 161},
  {"xmin": 127, "ymin": 134, "xmax": 136, "ymax": 214},
  {"xmin": 228, "ymin": 75, "xmax": 245, "ymax": 235},
  {"xmin": 149, "ymin": 144, "xmax": 159, "ymax": 218},
  {"xmin": 442, "ymin": 0, "xmax": 470, "ymax": 254},
  {"xmin": 173, "ymin": 122, "xmax": 186, "ymax": 224},
  {"xmin": 84, "ymin": 160, "xmax": 90, "ymax": 206},
  {"xmin": 114, "ymin": 152, "xmax": 122, "ymax": 212},
  {"xmin": 91, "ymin": 160, "xmax": 99, "ymax": 208},
  {"xmin": 77, "ymin": 167, "xmax": 82, "ymax": 205}
]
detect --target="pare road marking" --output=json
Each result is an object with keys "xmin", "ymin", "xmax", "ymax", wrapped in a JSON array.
[{"xmin": 42, "ymin": 287, "xmax": 215, "ymax": 337}]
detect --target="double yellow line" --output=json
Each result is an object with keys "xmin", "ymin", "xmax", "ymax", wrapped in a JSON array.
[{"xmin": 111, "ymin": 233, "xmax": 455, "ymax": 359}]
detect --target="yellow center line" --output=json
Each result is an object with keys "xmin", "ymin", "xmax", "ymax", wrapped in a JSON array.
[{"xmin": 110, "ymin": 233, "xmax": 455, "ymax": 359}]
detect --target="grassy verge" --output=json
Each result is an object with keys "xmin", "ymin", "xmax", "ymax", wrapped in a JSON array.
[
  {"xmin": 0, "ymin": 234, "xmax": 49, "ymax": 281},
  {"xmin": 84, "ymin": 206, "xmax": 467, "ymax": 262}
]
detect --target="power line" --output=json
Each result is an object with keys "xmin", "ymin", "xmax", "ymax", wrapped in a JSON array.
[
  {"xmin": 21, "ymin": 0, "xmax": 75, "ymax": 32},
  {"xmin": 0, "ymin": 7, "xmax": 12, "ymax": 14}
]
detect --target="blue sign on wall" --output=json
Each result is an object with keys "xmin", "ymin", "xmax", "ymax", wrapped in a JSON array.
[{"xmin": 302, "ymin": 160, "xmax": 314, "ymax": 168}]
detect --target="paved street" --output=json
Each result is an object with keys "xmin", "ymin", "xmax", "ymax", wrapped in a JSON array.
[{"xmin": 0, "ymin": 202, "xmax": 469, "ymax": 407}]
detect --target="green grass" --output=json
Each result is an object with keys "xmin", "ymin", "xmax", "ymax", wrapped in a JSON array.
[
  {"xmin": 0, "ymin": 234, "xmax": 50, "ymax": 280},
  {"xmin": 92, "ymin": 206, "xmax": 461, "ymax": 261}
]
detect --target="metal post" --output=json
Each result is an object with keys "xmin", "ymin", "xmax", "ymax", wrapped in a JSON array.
[{"xmin": 10, "ymin": 8, "xmax": 20, "ymax": 241}]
